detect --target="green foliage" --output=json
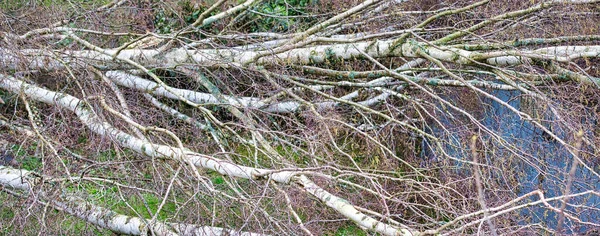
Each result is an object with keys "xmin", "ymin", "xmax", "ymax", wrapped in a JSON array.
[
  {"xmin": 180, "ymin": 0, "xmax": 212, "ymax": 25},
  {"xmin": 56, "ymin": 23, "xmax": 77, "ymax": 48},
  {"xmin": 154, "ymin": 10, "xmax": 176, "ymax": 34},
  {"xmin": 247, "ymin": 0, "xmax": 317, "ymax": 32},
  {"xmin": 153, "ymin": 1, "xmax": 223, "ymax": 35},
  {"xmin": 185, "ymin": 9, "xmax": 204, "ymax": 24}
]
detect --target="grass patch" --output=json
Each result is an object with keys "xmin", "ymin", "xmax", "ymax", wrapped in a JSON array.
[
  {"xmin": 233, "ymin": 143, "xmax": 309, "ymax": 167},
  {"xmin": 10, "ymin": 143, "xmax": 43, "ymax": 171},
  {"xmin": 329, "ymin": 224, "xmax": 367, "ymax": 236},
  {"xmin": 0, "ymin": 191, "xmax": 111, "ymax": 235},
  {"xmin": 96, "ymin": 149, "xmax": 117, "ymax": 162},
  {"xmin": 60, "ymin": 217, "xmax": 110, "ymax": 236},
  {"xmin": 64, "ymin": 182, "xmax": 180, "ymax": 222},
  {"xmin": 125, "ymin": 193, "xmax": 179, "ymax": 221}
]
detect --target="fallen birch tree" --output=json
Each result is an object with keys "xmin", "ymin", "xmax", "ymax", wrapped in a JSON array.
[{"xmin": 1, "ymin": 0, "xmax": 599, "ymax": 235}]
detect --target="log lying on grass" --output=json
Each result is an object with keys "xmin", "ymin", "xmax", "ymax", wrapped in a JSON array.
[{"xmin": 0, "ymin": 165, "xmax": 267, "ymax": 236}]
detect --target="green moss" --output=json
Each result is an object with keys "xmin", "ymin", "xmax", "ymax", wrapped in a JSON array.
[
  {"xmin": 366, "ymin": 72, "xmax": 380, "ymax": 78},
  {"xmin": 451, "ymin": 52, "xmax": 460, "ymax": 62}
]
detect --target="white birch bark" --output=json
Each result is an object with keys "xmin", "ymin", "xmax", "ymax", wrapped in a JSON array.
[
  {"xmin": 3, "ymin": 42, "xmax": 598, "ymax": 71},
  {"xmin": 298, "ymin": 175, "xmax": 415, "ymax": 236}
]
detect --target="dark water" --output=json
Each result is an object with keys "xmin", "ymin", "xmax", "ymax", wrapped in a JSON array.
[{"xmin": 422, "ymin": 89, "xmax": 600, "ymax": 233}]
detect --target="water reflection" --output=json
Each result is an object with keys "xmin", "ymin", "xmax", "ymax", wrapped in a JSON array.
[{"xmin": 422, "ymin": 89, "xmax": 600, "ymax": 233}]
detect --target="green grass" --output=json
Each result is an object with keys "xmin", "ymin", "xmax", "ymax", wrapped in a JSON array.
[
  {"xmin": 0, "ymin": 204, "xmax": 15, "ymax": 234},
  {"xmin": 232, "ymin": 142, "xmax": 309, "ymax": 168},
  {"xmin": 64, "ymin": 181, "xmax": 182, "ymax": 222},
  {"xmin": 60, "ymin": 217, "xmax": 111, "ymax": 236},
  {"xmin": 0, "ymin": 191, "xmax": 110, "ymax": 235},
  {"xmin": 10, "ymin": 143, "xmax": 43, "ymax": 171},
  {"xmin": 96, "ymin": 149, "xmax": 117, "ymax": 162},
  {"xmin": 0, "ymin": 0, "xmax": 112, "ymax": 11},
  {"xmin": 330, "ymin": 224, "xmax": 367, "ymax": 236},
  {"xmin": 128, "ymin": 193, "xmax": 179, "ymax": 221}
]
